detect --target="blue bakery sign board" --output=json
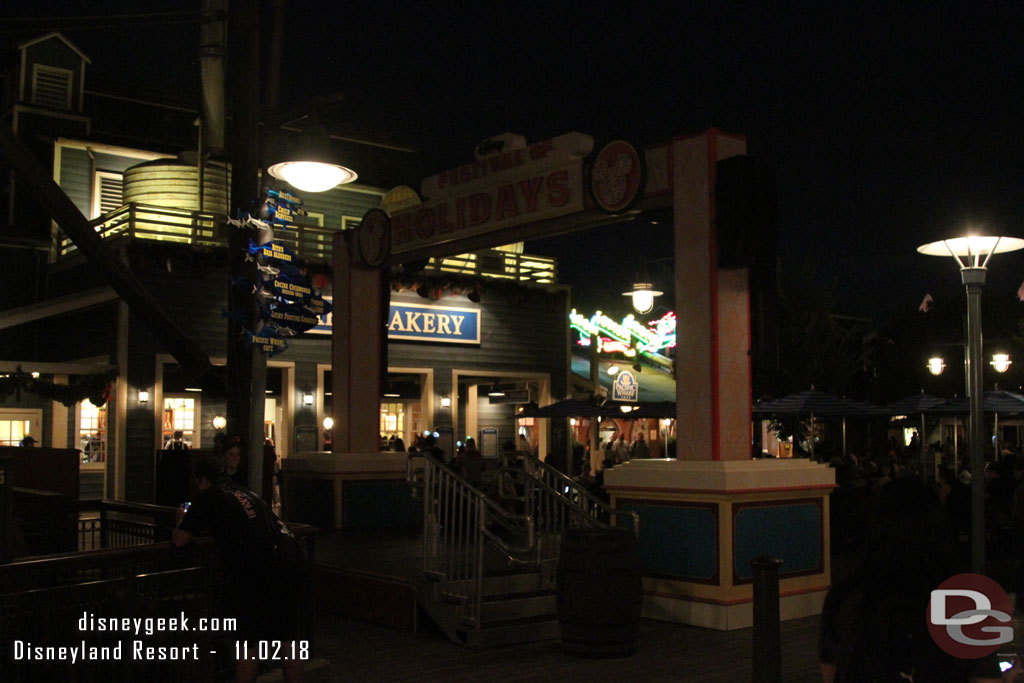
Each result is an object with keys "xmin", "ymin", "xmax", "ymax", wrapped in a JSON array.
[
  {"xmin": 612, "ymin": 370, "xmax": 639, "ymax": 402},
  {"xmin": 310, "ymin": 299, "xmax": 480, "ymax": 344}
]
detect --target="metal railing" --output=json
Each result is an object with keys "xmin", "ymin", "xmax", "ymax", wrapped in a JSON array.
[
  {"xmin": 418, "ymin": 454, "xmax": 535, "ymax": 629},
  {"xmin": 496, "ymin": 452, "xmax": 640, "ymax": 537},
  {"xmin": 410, "ymin": 451, "xmax": 639, "ymax": 632},
  {"xmin": 0, "ymin": 518, "xmax": 316, "ymax": 682},
  {"xmin": 11, "ymin": 496, "xmax": 178, "ymax": 557},
  {"xmin": 493, "ymin": 452, "xmax": 639, "ymax": 574},
  {"xmin": 57, "ymin": 204, "xmax": 559, "ymax": 283}
]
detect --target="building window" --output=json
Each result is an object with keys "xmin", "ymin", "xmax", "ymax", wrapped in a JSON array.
[
  {"xmin": 0, "ymin": 418, "xmax": 31, "ymax": 446},
  {"xmin": 79, "ymin": 399, "xmax": 107, "ymax": 465},
  {"xmin": 92, "ymin": 171, "xmax": 124, "ymax": 219},
  {"xmin": 163, "ymin": 396, "xmax": 198, "ymax": 448},
  {"xmin": 31, "ymin": 64, "xmax": 73, "ymax": 110},
  {"xmin": 380, "ymin": 402, "xmax": 405, "ymax": 437}
]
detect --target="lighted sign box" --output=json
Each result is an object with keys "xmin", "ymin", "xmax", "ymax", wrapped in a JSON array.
[
  {"xmin": 387, "ymin": 303, "xmax": 480, "ymax": 344},
  {"xmin": 309, "ymin": 299, "xmax": 480, "ymax": 345}
]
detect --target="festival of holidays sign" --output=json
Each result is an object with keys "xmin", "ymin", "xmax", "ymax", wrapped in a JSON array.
[{"xmin": 388, "ymin": 132, "xmax": 593, "ymax": 256}]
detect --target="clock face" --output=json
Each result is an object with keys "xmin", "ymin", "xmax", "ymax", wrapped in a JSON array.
[{"xmin": 357, "ymin": 209, "xmax": 391, "ymax": 267}]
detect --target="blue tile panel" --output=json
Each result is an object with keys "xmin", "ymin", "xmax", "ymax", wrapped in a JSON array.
[
  {"xmin": 732, "ymin": 501, "xmax": 822, "ymax": 582},
  {"xmin": 622, "ymin": 501, "xmax": 718, "ymax": 582}
]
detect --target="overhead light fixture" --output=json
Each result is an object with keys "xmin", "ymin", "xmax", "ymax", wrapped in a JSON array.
[
  {"xmin": 212, "ymin": 415, "xmax": 227, "ymax": 430},
  {"xmin": 623, "ymin": 281, "xmax": 663, "ymax": 315},
  {"xmin": 138, "ymin": 389, "xmax": 149, "ymax": 403},
  {"xmin": 323, "ymin": 416, "xmax": 334, "ymax": 430},
  {"xmin": 267, "ymin": 118, "xmax": 357, "ymax": 193},
  {"xmin": 488, "ymin": 389, "xmax": 505, "ymax": 397},
  {"xmin": 185, "ymin": 387, "xmax": 202, "ymax": 393},
  {"xmin": 607, "ymin": 365, "xmax": 619, "ymax": 375},
  {"xmin": 927, "ymin": 357, "xmax": 945, "ymax": 376},
  {"xmin": 991, "ymin": 353, "xmax": 1012, "ymax": 373}
]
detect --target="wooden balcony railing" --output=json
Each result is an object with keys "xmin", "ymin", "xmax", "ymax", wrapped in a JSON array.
[{"xmin": 58, "ymin": 203, "xmax": 558, "ymax": 283}]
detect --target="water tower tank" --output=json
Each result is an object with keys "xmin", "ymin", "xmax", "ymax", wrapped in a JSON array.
[{"xmin": 123, "ymin": 151, "xmax": 230, "ymax": 214}]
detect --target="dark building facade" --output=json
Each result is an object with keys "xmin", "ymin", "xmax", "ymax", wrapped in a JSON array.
[{"xmin": 0, "ymin": 33, "xmax": 569, "ymax": 502}]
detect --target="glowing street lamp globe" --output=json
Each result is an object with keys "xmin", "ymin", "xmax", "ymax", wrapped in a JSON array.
[
  {"xmin": 991, "ymin": 353, "xmax": 1012, "ymax": 373},
  {"xmin": 927, "ymin": 357, "xmax": 945, "ymax": 376},
  {"xmin": 622, "ymin": 282, "xmax": 663, "ymax": 315}
]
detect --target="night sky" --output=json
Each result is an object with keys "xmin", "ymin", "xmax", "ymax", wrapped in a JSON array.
[{"xmin": 4, "ymin": 1, "xmax": 1024, "ymax": 325}]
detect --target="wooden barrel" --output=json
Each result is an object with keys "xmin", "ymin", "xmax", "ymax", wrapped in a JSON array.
[{"xmin": 556, "ymin": 526, "xmax": 642, "ymax": 657}]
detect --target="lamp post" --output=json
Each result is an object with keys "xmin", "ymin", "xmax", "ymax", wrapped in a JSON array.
[{"xmin": 918, "ymin": 235, "xmax": 1024, "ymax": 572}]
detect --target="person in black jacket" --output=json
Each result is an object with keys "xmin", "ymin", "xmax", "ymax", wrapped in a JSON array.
[{"xmin": 173, "ymin": 456, "xmax": 306, "ymax": 683}]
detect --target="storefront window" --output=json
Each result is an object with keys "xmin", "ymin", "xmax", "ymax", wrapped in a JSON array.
[
  {"xmin": 79, "ymin": 399, "xmax": 107, "ymax": 464},
  {"xmin": 163, "ymin": 396, "xmax": 197, "ymax": 448},
  {"xmin": 0, "ymin": 418, "xmax": 31, "ymax": 446},
  {"xmin": 380, "ymin": 402, "xmax": 405, "ymax": 438}
]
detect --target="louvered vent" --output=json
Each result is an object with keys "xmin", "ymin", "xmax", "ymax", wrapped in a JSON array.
[
  {"xmin": 32, "ymin": 65, "xmax": 72, "ymax": 110},
  {"xmin": 94, "ymin": 173, "xmax": 124, "ymax": 217}
]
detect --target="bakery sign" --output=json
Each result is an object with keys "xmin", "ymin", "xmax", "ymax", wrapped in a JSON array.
[
  {"xmin": 309, "ymin": 298, "xmax": 480, "ymax": 344},
  {"xmin": 389, "ymin": 132, "xmax": 594, "ymax": 256}
]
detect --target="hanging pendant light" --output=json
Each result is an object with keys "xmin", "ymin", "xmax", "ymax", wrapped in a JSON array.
[{"xmin": 267, "ymin": 118, "xmax": 357, "ymax": 193}]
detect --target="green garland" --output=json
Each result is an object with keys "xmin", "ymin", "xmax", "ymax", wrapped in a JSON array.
[{"xmin": 0, "ymin": 366, "xmax": 119, "ymax": 408}]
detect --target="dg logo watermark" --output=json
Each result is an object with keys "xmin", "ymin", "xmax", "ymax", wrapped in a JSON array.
[{"xmin": 927, "ymin": 573, "xmax": 1014, "ymax": 658}]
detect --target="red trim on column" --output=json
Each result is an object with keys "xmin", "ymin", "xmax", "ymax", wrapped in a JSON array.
[
  {"xmin": 745, "ymin": 268, "xmax": 752, "ymax": 452},
  {"xmin": 708, "ymin": 130, "xmax": 720, "ymax": 460}
]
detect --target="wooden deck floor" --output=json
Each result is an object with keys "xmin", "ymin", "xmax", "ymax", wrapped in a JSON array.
[
  {"xmin": 312, "ymin": 611, "xmax": 822, "ymax": 682},
  {"xmin": 308, "ymin": 529, "xmax": 824, "ymax": 682}
]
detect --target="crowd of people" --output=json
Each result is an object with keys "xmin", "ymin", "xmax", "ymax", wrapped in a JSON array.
[{"xmin": 822, "ymin": 436, "xmax": 1024, "ymax": 681}]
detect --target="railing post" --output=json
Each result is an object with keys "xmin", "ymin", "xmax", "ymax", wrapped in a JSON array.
[
  {"xmin": 750, "ymin": 556, "xmax": 783, "ymax": 683},
  {"xmin": 99, "ymin": 501, "xmax": 109, "ymax": 549}
]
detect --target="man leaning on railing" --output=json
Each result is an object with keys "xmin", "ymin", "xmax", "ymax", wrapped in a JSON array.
[{"xmin": 173, "ymin": 454, "xmax": 307, "ymax": 683}]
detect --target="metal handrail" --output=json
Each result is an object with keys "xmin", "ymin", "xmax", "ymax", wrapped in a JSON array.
[
  {"xmin": 419, "ymin": 453, "xmax": 535, "ymax": 628},
  {"xmin": 497, "ymin": 451, "xmax": 640, "ymax": 537}
]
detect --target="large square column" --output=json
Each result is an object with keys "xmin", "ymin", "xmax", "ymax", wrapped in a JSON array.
[{"xmin": 673, "ymin": 130, "xmax": 750, "ymax": 461}]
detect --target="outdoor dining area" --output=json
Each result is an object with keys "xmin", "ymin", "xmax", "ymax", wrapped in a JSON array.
[{"xmin": 752, "ymin": 388, "xmax": 1024, "ymax": 473}]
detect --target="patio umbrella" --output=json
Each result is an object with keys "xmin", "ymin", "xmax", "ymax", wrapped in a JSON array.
[
  {"xmin": 607, "ymin": 401, "xmax": 677, "ymax": 419},
  {"xmin": 752, "ymin": 390, "xmax": 864, "ymax": 458},
  {"xmin": 516, "ymin": 398, "xmax": 619, "ymax": 419},
  {"xmin": 928, "ymin": 391, "xmax": 1024, "ymax": 459}
]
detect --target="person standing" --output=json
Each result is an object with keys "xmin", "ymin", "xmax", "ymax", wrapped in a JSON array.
[
  {"xmin": 222, "ymin": 434, "xmax": 248, "ymax": 487},
  {"xmin": 459, "ymin": 436, "xmax": 484, "ymax": 487},
  {"xmin": 165, "ymin": 430, "xmax": 189, "ymax": 450},
  {"xmin": 173, "ymin": 456, "xmax": 306, "ymax": 683},
  {"xmin": 612, "ymin": 433, "xmax": 630, "ymax": 464},
  {"xmin": 632, "ymin": 431, "xmax": 650, "ymax": 459}
]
